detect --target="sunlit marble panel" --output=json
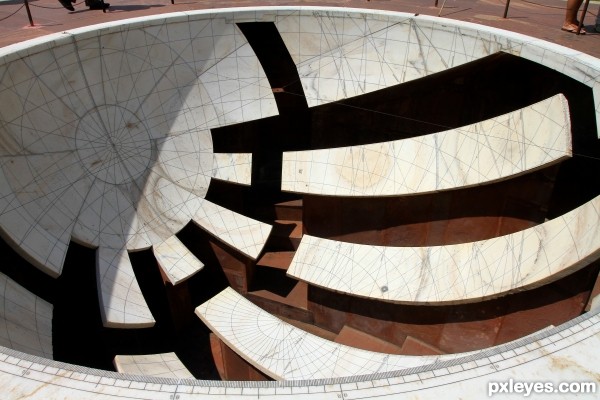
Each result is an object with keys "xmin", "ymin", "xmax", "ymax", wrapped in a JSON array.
[
  {"xmin": 0, "ymin": 308, "xmax": 599, "ymax": 397},
  {"xmin": 96, "ymin": 247, "xmax": 155, "ymax": 328},
  {"xmin": 274, "ymin": 9, "xmax": 600, "ymax": 138},
  {"xmin": 196, "ymin": 287, "xmax": 444, "ymax": 380},
  {"xmin": 211, "ymin": 153, "xmax": 252, "ymax": 185},
  {"xmin": 113, "ymin": 353, "xmax": 194, "ymax": 379},
  {"xmin": 192, "ymin": 198, "xmax": 272, "ymax": 260},
  {"xmin": 283, "ymin": 94, "xmax": 570, "ymax": 196},
  {"xmin": 0, "ymin": 13, "xmax": 277, "ymax": 278},
  {"xmin": 288, "ymin": 194, "xmax": 600, "ymax": 304},
  {"xmin": 196, "ymin": 287, "xmax": 600, "ymax": 382},
  {"xmin": 153, "ymin": 235, "xmax": 203, "ymax": 285}
]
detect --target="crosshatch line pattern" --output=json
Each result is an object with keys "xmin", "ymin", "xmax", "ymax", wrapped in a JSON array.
[
  {"xmin": 288, "ymin": 190, "xmax": 600, "ymax": 304},
  {"xmin": 0, "ymin": 12, "xmax": 278, "ymax": 328},
  {"xmin": 1, "ymin": 307, "xmax": 599, "ymax": 398},
  {"xmin": 0, "ymin": 5, "xmax": 598, "ymax": 397},
  {"xmin": 113, "ymin": 352, "xmax": 195, "ymax": 380},
  {"xmin": 282, "ymin": 94, "xmax": 571, "ymax": 196},
  {"xmin": 272, "ymin": 8, "xmax": 600, "ymax": 138},
  {"xmin": 196, "ymin": 287, "xmax": 600, "ymax": 382},
  {"xmin": 0, "ymin": 272, "xmax": 53, "ymax": 359}
]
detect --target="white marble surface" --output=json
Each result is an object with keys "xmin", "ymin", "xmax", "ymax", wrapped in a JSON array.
[
  {"xmin": 97, "ymin": 247, "xmax": 155, "ymax": 328},
  {"xmin": 0, "ymin": 12, "xmax": 277, "ymax": 327},
  {"xmin": 196, "ymin": 287, "xmax": 440, "ymax": 380},
  {"xmin": 592, "ymin": 296, "xmax": 600, "ymax": 312},
  {"xmin": 273, "ymin": 8, "xmax": 600, "ymax": 138},
  {"xmin": 113, "ymin": 352, "xmax": 194, "ymax": 379},
  {"xmin": 0, "ymin": 308, "xmax": 599, "ymax": 398},
  {"xmin": 153, "ymin": 235, "xmax": 204, "ymax": 285},
  {"xmin": 212, "ymin": 153, "xmax": 253, "ymax": 185},
  {"xmin": 196, "ymin": 287, "xmax": 600, "ymax": 383},
  {"xmin": 0, "ymin": 272, "xmax": 52, "ymax": 359},
  {"xmin": 0, "ymin": 13, "xmax": 277, "ymax": 277},
  {"xmin": 282, "ymin": 95, "xmax": 571, "ymax": 196},
  {"xmin": 192, "ymin": 198, "xmax": 272, "ymax": 260},
  {"xmin": 0, "ymin": 5, "xmax": 598, "ymax": 398},
  {"xmin": 288, "ymin": 193, "xmax": 600, "ymax": 304}
]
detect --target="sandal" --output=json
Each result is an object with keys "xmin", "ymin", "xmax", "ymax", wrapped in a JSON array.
[{"xmin": 562, "ymin": 24, "xmax": 586, "ymax": 34}]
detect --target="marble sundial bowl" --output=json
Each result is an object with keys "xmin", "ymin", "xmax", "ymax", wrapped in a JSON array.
[{"xmin": 0, "ymin": 5, "xmax": 599, "ymax": 400}]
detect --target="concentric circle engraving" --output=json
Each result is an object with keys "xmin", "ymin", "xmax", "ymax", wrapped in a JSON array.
[{"xmin": 76, "ymin": 105, "xmax": 153, "ymax": 185}]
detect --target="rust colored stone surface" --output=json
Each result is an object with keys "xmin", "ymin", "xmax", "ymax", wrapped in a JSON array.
[
  {"xmin": 209, "ymin": 334, "xmax": 270, "ymax": 381},
  {"xmin": 303, "ymin": 165, "xmax": 558, "ymax": 247},
  {"xmin": 246, "ymin": 286, "xmax": 313, "ymax": 324},
  {"xmin": 400, "ymin": 336, "xmax": 445, "ymax": 356},
  {"xmin": 280, "ymin": 316, "xmax": 338, "ymax": 341},
  {"xmin": 270, "ymin": 221, "xmax": 303, "ymax": 250},
  {"xmin": 307, "ymin": 263, "xmax": 600, "ymax": 354},
  {"xmin": 208, "ymin": 240, "xmax": 255, "ymax": 294},
  {"xmin": 256, "ymin": 251, "xmax": 296, "ymax": 270},
  {"xmin": 274, "ymin": 199, "xmax": 303, "ymax": 221},
  {"xmin": 495, "ymin": 262, "xmax": 600, "ymax": 344},
  {"xmin": 164, "ymin": 281, "xmax": 194, "ymax": 333},
  {"xmin": 335, "ymin": 325, "xmax": 404, "ymax": 355},
  {"xmin": 209, "ymin": 334, "xmax": 226, "ymax": 380},
  {"xmin": 177, "ymin": 223, "xmax": 255, "ymax": 295},
  {"xmin": 438, "ymin": 318, "xmax": 503, "ymax": 353}
]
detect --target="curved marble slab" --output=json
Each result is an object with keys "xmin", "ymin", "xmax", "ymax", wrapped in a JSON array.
[
  {"xmin": 211, "ymin": 153, "xmax": 252, "ymax": 185},
  {"xmin": 97, "ymin": 247, "xmax": 155, "ymax": 328},
  {"xmin": 0, "ymin": 14, "xmax": 277, "ymax": 277},
  {"xmin": 196, "ymin": 287, "xmax": 596, "ymax": 381},
  {"xmin": 196, "ymin": 287, "xmax": 442, "ymax": 380},
  {"xmin": 0, "ymin": 272, "xmax": 52, "ymax": 359},
  {"xmin": 282, "ymin": 94, "xmax": 571, "ymax": 196},
  {"xmin": 1, "ymin": 308, "xmax": 599, "ymax": 398},
  {"xmin": 0, "ymin": 6, "xmax": 598, "ymax": 398},
  {"xmin": 113, "ymin": 353, "xmax": 194, "ymax": 379},
  {"xmin": 153, "ymin": 235, "xmax": 204, "ymax": 285},
  {"xmin": 274, "ymin": 8, "xmax": 600, "ymax": 138},
  {"xmin": 288, "ymin": 194, "xmax": 600, "ymax": 304},
  {"xmin": 192, "ymin": 199, "xmax": 272, "ymax": 260}
]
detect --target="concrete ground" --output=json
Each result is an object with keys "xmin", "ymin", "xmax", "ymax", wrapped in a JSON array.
[{"xmin": 0, "ymin": 0, "xmax": 599, "ymax": 58}]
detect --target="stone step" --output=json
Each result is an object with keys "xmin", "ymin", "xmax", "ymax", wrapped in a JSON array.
[
  {"xmin": 246, "ymin": 281, "xmax": 312, "ymax": 324},
  {"xmin": 269, "ymin": 220, "xmax": 303, "ymax": 250},
  {"xmin": 400, "ymin": 336, "xmax": 446, "ymax": 356},
  {"xmin": 249, "ymin": 280, "xmax": 308, "ymax": 310},
  {"xmin": 256, "ymin": 251, "xmax": 295, "ymax": 271},
  {"xmin": 334, "ymin": 325, "xmax": 404, "ymax": 355},
  {"xmin": 274, "ymin": 199, "xmax": 303, "ymax": 221},
  {"xmin": 280, "ymin": 316, "xmax": 338, "ymax": 341},
  {"xmin": 208, "ymin": 333, "xmax": 270, "ymax": 381}
]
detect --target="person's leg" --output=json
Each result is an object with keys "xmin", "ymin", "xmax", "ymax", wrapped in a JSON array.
[
  {"xmin": 87, "ymin": 0, "xmax": 109, "ymax": 10},
  {"xmin": 563, "ymin": 0, "xmax": 585, "ymax": 32},
  {"xmin": 58, "ymin": 0, "xmax": 74, "ymax": 11}
]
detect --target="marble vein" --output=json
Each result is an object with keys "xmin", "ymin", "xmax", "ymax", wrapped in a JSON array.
[
  {"xmin": 282, "ymin": 94, "xmax": 571, "ymax": 196},
  {"xmin": 288, "ymin": 193, "xmax": 600, "ymax": 304}
]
